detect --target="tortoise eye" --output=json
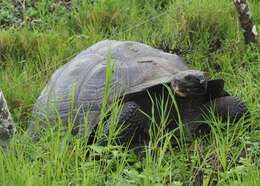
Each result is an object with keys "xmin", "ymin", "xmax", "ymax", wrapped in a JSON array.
[{"xmin": 184, "ymin": 75, "xmax": 194, "ymax": 81}]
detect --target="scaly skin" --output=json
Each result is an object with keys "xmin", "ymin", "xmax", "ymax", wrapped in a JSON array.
[
  {"xmin": 99, "ymin": 101, "xmax": 149, "ymax": 148},
  {"xmin": 98, "ymin": 80, "xmax": 248, "ymax": 149}
]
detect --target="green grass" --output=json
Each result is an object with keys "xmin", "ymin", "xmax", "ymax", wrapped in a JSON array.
[{"xmin": 0, "ymin": 0, "xmax": 260, "ymax": 185}]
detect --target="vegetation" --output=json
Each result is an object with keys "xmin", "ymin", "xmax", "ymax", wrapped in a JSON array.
[{"xmin": 0, "ymin": 0, "xmax": 259, "ymax": 185}]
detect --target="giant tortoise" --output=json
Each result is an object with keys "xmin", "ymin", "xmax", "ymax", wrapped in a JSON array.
[{"xmin": 0, "ymin": 40, "xmax": 247, "ymax": 148}]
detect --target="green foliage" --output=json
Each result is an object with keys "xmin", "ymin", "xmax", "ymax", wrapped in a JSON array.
[{"xmin": 0, "ymin": 0, "xmax": 259, "ymax": 185}]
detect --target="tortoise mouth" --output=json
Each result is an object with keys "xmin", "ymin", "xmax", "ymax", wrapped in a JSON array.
[{"xmin": 175, "ymin": 86, "xmax": 207, "ymax": 97}]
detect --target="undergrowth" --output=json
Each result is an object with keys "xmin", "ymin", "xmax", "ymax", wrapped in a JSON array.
[{"xmin": 0, "ymin": 0, "xmax": 259, "ymax": 185}]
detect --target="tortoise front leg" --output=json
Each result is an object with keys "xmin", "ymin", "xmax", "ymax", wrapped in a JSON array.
[
  {"xmin": 205, "ymin": 79, "xmax": 248, "ymax": 121},
  {"xmin": 193, "ymin": 96, "xmax": 248, "ymax": 136},
  {"xmin": 0, "ymin": 90, "xmax": 16, "ymax": 148},
  {"xmin": 210, "ymin": 96, "xmax": 248, "ymax": 122},
  {"xmin": 98, "ymin": 101, "xmax": 149, "ymax": 149}
]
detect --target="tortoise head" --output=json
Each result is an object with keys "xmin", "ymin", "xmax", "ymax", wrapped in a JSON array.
[{"xmin": 171, "ymin": 70, "xmax": 208, "ymax": 97}]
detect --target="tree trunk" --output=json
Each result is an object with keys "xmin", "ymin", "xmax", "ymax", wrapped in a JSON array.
[
  {"xmin": 0, "ymin": 90, "xmax": 16, "ymax": 148},
  {"xmin": 234, "ymin": 0, "xmax": 258, "ymax": 44}
]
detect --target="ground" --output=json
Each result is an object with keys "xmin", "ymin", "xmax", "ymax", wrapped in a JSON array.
[{"xmin": 0, "ymin": 0, "xmax": 259, "ymax": 185}]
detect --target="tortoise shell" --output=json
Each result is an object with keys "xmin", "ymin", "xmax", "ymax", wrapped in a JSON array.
[{"xmin": 31, "ymin": 40, "xmax": 190, "ymax": 135}]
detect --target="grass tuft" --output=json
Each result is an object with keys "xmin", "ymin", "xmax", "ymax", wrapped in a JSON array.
[{"xmin": 0, "ymin": 0, "xmax": 259, "ymax": 185}]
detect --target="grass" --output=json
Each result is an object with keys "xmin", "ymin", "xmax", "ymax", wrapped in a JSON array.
[{"xmin": 0, "ymin": 0, "xmax": 260, "ymax": 185}]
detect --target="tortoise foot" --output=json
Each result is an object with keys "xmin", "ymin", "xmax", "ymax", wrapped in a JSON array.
[
  {"xmin": 212, "ymin": 96, "xmax": 248, "ymax": 122},
  {"xmin": 98, "ymin": 101, "xmax": 149, "ymax": 147}
]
